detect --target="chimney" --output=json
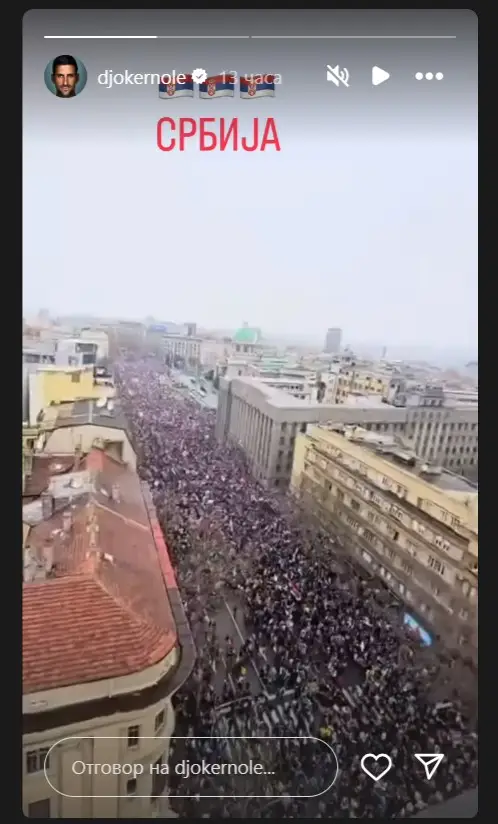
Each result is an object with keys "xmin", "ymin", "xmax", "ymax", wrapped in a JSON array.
[
  {"xmin": 42, "ymin": 543, "xmax": 54, "ymax": 573},
  {"xmin": 111, "ymin": 484, "xmax": 121, "ymax": 503},
  {"xmin": 41, "ymin": 491, "xmax": 54, "ymax": 519},
  {"xmin": 62, "ymin": 510, "xmax": 73, "ymax": 533},
  {"xmin": 87, "ymin": 520, "xmax": 100, "ymax": 548},
  {"xmin": 86, "ymin": 502, "xmax": 100, "ymax": 548}
]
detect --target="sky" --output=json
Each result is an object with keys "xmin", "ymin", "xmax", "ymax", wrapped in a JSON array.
[{"xmin": 23, "ymin": 9, "xmax": 477, "ymax": 355}]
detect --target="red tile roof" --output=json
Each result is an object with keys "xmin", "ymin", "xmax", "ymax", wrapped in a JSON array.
[{"xmin": 23, "ymin": 449, "xmax": 177, "ymax": 695}]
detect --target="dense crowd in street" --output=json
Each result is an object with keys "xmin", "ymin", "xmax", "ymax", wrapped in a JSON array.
[{"xmin": 116, "ymin": 358, "xmax": 478, "ymax": 819}]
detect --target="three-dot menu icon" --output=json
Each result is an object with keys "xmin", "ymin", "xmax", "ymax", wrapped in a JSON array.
[{"xmin": 415, "ymin": 72, "xmax": 444, "ymax": 81}]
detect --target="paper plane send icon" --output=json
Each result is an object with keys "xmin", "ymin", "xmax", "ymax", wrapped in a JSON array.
[{"xmin": 415, "ymin": 753, "xmax": 445, "ymax": 780}]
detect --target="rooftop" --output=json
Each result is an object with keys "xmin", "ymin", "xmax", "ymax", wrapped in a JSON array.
[
  {"xmin": 341, "ymin": 393, "xmax": 388, "ymax": 408},
  {"xmin": 43, "ymin": 398, "xmax": 128, "ymax": 431},
  {"xmin": 320, "ymin": 426, "xmax": 479, "ymax": 497},
  {"xmin": 22, "ymin": 454, "xmax": 77, "ymax": 500},
  {"xmin": 22, "ymin": 448, "xmax": 177, "ymax": 694}
]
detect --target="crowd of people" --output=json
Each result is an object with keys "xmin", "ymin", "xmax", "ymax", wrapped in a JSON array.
[{"xmin": 116, "ymin": 357, "xmax": 478, "ymax": 819}]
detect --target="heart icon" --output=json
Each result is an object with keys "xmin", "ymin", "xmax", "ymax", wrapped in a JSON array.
[{"xmin": 360, "ymin": 753, "xmax": 393, "ymax": 782}]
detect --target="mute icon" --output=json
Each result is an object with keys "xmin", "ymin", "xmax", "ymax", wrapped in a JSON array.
[{"xmin": 414, "ymin": 753, "xmax": 444, "ymax": 780}]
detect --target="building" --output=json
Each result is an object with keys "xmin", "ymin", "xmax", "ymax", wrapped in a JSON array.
[
  {"xmin": 216, "ymin": 375, "xmax": 478, "ymax": 488},
  {"xmin": 200, "ymin": 339, "xmax": 232, "ymax": 370},
  {"xmin": 22, "ymin": 443, "xmax": 194, "ymax": 818},
  {"xmin": 216, "ymin": 377, "xmax": 408, "ymax": 489},
  {"xmin": 163, "ymin": 333, "xmax": 202, "ymax": 368},
  {"xmin": 232, "ymin": 323, "xmax": 262, "ymax": 357},
  {"xmin": 291, "ymin": 424, "xmax": 477, "ymax": 659},
  {"xmin": 385, "ymin": 379, "xmax": 478, "ymax": 477},
  {"xmin": 334, "ymin": 365, "xmax": 391, "ymax": 404},
  {"xmin": 324, "ymin": 327, "xmax": 342, "ymax": 354},
  {"xmin": 34, "ymin": 398, "xmax": 135, "ymax": 470},
  {"xmin": 106, "ymin": 320, "xmax": 146, "ymax": 352},
  {"xmin": 25, "ymin": 365, "xmax": 115, "ymax": 427},
  {"xmin": 22, "ymin": 426, "xmax": 44, "ymax": 494}
]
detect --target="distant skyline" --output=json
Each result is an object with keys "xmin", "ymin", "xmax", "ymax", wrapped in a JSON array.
[
  {"xmin": 23, "ymin": 10, "xmax": 477, "ymax": 357},
  {"xmin": 23, "ymin": 307, "xmax": 476, "ymax": 369}
]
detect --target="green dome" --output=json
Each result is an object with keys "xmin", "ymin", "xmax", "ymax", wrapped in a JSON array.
[{"xmin": 233, "ymin": 326, "xmax": 260, "ymax": 343}]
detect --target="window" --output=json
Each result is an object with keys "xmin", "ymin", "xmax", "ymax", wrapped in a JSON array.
[
  {"xmin": 300, "ymin": 423, "xmax": 307, "ymax": 433},
  {"xmin": 126, "ymin": 778, "xmax": 137, "ymax": 795},
  {"xmin": 71, "ymin": 371, "xmax": 81, "ymax": 382},
  {"xmin": 155, "ymin": 710, "xmax": 165, "ymax": 732},
  {"xmin": 351, "ymin": 499, "xmax": 360, "ymax": 512},
  {"xmin": 26, "ymin": 748, "xmax": 50, "ymax": 774},
  {"xmin": 127, "ymin": 725, "xmax": 140, "ymax": 748},
  {"xmin": 428, "ymin": 556, "xmax": 446, "ymax": 576},
  {"xmin": 27, "ymin": 799, "xmax": 50, "ymax": 818}
]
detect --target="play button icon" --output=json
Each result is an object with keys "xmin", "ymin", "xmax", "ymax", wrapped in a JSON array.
[{"xmin": 372, "ymin": 66, "xmax": 390, "ymax": 86}]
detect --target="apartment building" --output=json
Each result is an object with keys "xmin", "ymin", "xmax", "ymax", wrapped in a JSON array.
[
  {"xmin": 334, "ymin": 367, "xmax": 391, "ymax": 403},
  {"xmin": 23, "ymin": 446, "xmax": 194, "ymax": 818},
  {"xmin": 216, "ymin": 376, "xmax": 478, "ymax": 488},
  {"xmin": 291, "ymin": 425, "xmax": 477, "ymax": 659}
]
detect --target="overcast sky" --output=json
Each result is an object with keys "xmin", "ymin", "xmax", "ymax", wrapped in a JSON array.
[{"xmin": 23, "ymin": 10, "xmax": 477, "ymax": 355}]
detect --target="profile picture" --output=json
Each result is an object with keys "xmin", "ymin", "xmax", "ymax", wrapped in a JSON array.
[{"xmin": 44, "ymin": 55, "xmax": 87, "ymax": 98}]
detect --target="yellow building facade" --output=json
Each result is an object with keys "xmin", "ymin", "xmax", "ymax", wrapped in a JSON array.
[
  {"xmin": 291, "ymin": 425, "xmax": 477, "ymax": 659},
  {"xmin": 335, "ymin": 369, "xmax": 390, "ymax": 403},
  {"xmin": 27, "ymin": 366, "xmax": 115, "ymax": 426}
]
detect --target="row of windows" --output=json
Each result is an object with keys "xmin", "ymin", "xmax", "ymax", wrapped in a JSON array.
[
  {"xmin": 409, "ymin": 414, "xmax": 477, "ymax": 430},
  {"xmin": 312, "ymin": 440, "xmax": 471, "ymax": 537},
  {"xmin": 281, "ymin": 421, "xmax": 307, "ymax": 434},
  {"xmin": 319, "ymin": 472, "xmax": 461, "ymax": 581},
  {"xmin": 25, "ymin": 712, "xmax": 166, "ymax": 775}
]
